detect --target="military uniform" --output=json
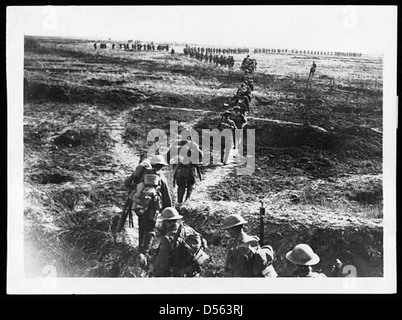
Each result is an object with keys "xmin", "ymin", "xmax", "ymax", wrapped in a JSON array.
[
  {"xmin": 230, "ymin": 112, "xmax": 247, "ymax": 130},
  {"xmin": 310, "ymin": 62, "xmax": 317, "ymax": 75},
  {"xmin": 225, "ymin": 233, "xmax": 260, "ymax": 277},
  {"xmin": 170, "ymin": 140, "xmax": 203, "ymax": 203},
  {"xmin": 218, "ymin": 115, "xmax": 236, "ymax": 164},
  {"xmin": 153, "ymin": 223, "xmax": 206, "ymax": 277},
  {"xmin": 125, "ymin": 157, "xmax": 172, "ymax": 255},
  {"xmin": 174, "ymin": 162, "xmax": 199, "ymax": 203}
]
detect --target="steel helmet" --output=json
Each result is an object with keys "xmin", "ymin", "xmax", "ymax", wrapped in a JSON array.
[
  {"xmin": 285, "ymin": 244, "xmax": 320, "ymax": 266},
  {"xmin": 222, "ymin": 214, "xmax": 247, "ymax": 230},
  {"xmin": 150, "ymin": 154, "xmax": 168, "ymax": 166},
  {"xmin": 159, "ymin": 207, "xmax": 183, "ymax": 221}
]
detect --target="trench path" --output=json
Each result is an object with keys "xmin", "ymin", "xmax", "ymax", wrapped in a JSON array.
[
  {"xmin": 108, "ymin": 109, "xmax": 140, "ymax": 247},
  {"xmin": 108, "ymin": 105, "xmax": 250, "ymax": 247}
]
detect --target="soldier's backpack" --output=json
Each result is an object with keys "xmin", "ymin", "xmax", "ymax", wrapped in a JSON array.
[
  {"xmin": 125, "ymin": 159, "xmax": 163, "ymax": 218},
  {"xmin": 170, "ymin": 224, "xmax": 209, "ymax": 269},
  {"xmin": 231, "ymin": 239, "xmax": 277, "ymax": 277},
  {"xmin": 130, "ymin": 174, "xmax": 163, "ymax": 220},
  {"xmin": 124, "ymin": 157, "xmax": 152, "ymax": 189}
]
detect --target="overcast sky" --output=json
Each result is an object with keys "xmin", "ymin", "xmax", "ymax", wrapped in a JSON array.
[{"xmin": 8, "ymin": 5, "xmax": 397, "ymax": 54}]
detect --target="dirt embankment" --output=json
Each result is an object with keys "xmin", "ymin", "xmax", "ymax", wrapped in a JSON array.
[{"xmin": 23, "ymin": 37, "xmax": 383, "ymax": 278}]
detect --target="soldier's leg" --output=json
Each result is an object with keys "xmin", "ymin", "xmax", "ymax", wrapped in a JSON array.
[
  {"xmin": 140, "ymin": 218, "xmax": 157, "ymax": 255},
  {"xmin": 185, "ymin": 177, "xmax": 196, "ymax": 200},
  {"xmin": 222, "ymin": 135, "xmax": 232, "ymax": 164},
  {"xmin": 176, "ymin": 176, "xmax": 186, "ymax": 203},
  {"xmin": 137, "ymin": 210, "xmax": 145, "ymax": 248},
  {"xmin": 221, "ymin": 140, "xmax": 225, "ymax": 163},
  {"xmin": 232, "ymin": 129, "xmax": 235, "ymax": 149}
]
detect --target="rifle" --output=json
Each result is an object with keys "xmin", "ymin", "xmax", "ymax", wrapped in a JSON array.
[
  {"xmin": 115, "ymin": 196, "xmax": 133, "ymax": 233},
  {"xmin": 259, "ymin": 201, "xmax": 265, "ymax": 246}
]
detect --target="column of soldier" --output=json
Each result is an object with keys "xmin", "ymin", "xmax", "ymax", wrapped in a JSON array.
[
  {"xmin": 253, "ymin": 47, "xmax": 362, "ymax": 57},
  {"xmin": 215, "ymin": 55, "xmax": 255, "ymax": 165},
  {"xmin": 183, "ymin": 46, "xmax": 235, "ymax": 69},
  {"xmin": 118, "ymin": 53, "xmax": 345, "ymax": 278},
  {"xmin": 219, "ymin": 54, "xmax": 256, "ymax": 118},
  {"xmin": 94, "ymin": 41, "xmax": 170, "ymax": 52}
]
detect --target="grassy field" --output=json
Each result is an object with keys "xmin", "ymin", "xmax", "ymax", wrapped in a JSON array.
[{"xmin": 23, "ymin": 36, "xmax": 383, "ymax": 278}]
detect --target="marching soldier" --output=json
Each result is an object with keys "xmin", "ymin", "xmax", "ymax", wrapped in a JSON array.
[
  {"xmin": 218, "ymin": 111, "xmax": 236, "ymax": 165},
  {"xmin": 153, "ymin": 207, "xmax": 208, "ymax": 277},
  {"xmin": 306, "ymin": 61, "xmax": 317, "ymax": 90},
  {"xmin": 222, "ymin": 214, "xmax": 277, "ymax": 277},
  {"xmin": 230, "ymin": 106, "xmax": 247, "ymax": 150},
  {"xmin": 124, "ymin": 155, "xmax": 172, "ymax": 268},
  {"xmin": 171, "ymin": 136, "xmax": 203, "ymax": 203}
]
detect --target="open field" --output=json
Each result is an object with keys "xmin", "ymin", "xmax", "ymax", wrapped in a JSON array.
[{"xmin": 23, "ymin": 36, "xmax": 383, "ymax": 278}]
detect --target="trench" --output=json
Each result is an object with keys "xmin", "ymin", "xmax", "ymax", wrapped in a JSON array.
[{"xmin": 115, "ymin": 102, "xmax": 383, "ymax": 277}]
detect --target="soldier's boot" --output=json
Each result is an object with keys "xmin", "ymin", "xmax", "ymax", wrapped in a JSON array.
[
  {"xmin": 177, "ymin": 188, "xmax": 186, "ymax": 203},
  {"xmin": 185, "ymin": 186, "xmax": 194, "ymax": 201}
]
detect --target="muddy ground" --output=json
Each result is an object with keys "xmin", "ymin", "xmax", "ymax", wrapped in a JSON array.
[{"xmin": 23, "ymin": 36, "xmax": 383, "ymax": 278}]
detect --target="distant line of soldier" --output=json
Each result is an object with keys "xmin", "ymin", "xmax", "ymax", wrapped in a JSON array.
[
  {"xmin": 183, "ymin": 46, "xmax": 235, "ymax": 69},
  {"xmin": 94, "ymin": 41, "xmax": 170, "ymax": 52},
  {"xmin": 253, "ymin": 48, "xmax": 363, "ymax": 57},
  {"xmin": 185, "ymin": 46, "xmax": 249, "ymax": 55}
]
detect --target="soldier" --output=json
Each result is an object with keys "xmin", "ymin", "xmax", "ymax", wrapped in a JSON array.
[
  {"xmin": 153, "ymin": 207, "xmax": 208, "ymax": 277},
  {"xmin": 306, "ymin": 61, "xmax": 317, "ymax": 89},
  {"xmin": 230, "ymin": 106, "xmax": 247, "ymax": 150},
  {"xmin": 231, "ymin": 106, "xmax": 247, "ymax": 129},
  {"xmin": 232, "ymin": 82, "xmax": 252, "ymax": 107},
  {"xmin": 236, "ymin": 97, "xmax": 250, "ymax": 115},
  {"xmin": 285, "ymin": 244, "xmax": 327, "ymax": 278},
  {"xmin": 242, "ymin": 73, "xmax": 254, "ymax": 91},
  {"xmin": 218, "ymin": 111, "xmax": 236, "ymax": 165},
  {"xmin": 222, "ymin": 214, "xmax": 277, "ymax": 277},
  {"xmin": 241, "ymin": 55, "xmax": 251, "ymax": 69},
  {"xmin": 309, "ymin": 61, "xmax": 317, "ymax": 77},
  {"xmin": 171, "ymin": 136, "xmax": 203, "ymax": 203},
  {"xmin": 124, "ymin": 155, "xmax": 172, "ymax": 268}
]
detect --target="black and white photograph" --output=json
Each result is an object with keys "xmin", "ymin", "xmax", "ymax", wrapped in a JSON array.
[{"xmin": 7, "ymin": 5, "xmax": 397, "ymax": 295}]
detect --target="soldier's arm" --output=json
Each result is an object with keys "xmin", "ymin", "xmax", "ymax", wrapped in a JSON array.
[{"xmin": 153, "ymin": 237, "xmax": 171, "ymax": 277}]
